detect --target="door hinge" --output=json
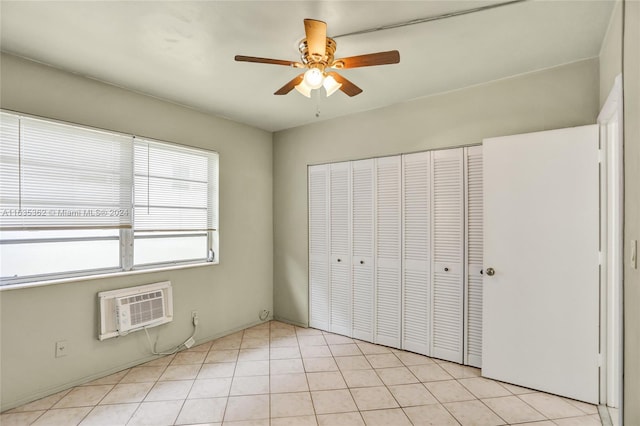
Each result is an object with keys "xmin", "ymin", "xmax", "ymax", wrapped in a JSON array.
[
  {"xmin": 597, "ymin": 352, "xmax": 603, "ymax": 367},
  {"xmin": 598, "ymin": 149, "xmax": 603, "ymax": 164},
  {"xmin": 598, "ymin": 251, "xmax": 603, "ymax": 265}
]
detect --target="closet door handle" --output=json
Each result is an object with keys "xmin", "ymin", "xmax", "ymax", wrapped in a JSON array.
[
  {"xmin": 444, "ymin": 267, "xmax": 449, "ymax": 272},
  {"xmin": 337, "ymin": 258, "xmax": 342, "ymax": 263},
  {"xmin": 486, "ymin": 267, "xmax": 495, "ymax": 276},
  {"xmin": 360, "ymin": 260, "xmax": 364, "ymax": 265}
]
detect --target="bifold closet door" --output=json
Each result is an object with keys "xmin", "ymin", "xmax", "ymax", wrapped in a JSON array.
[
  {"xmin": 431, "ymin": 148, "xmax": 464, "ymax": 363},
  {"xmin": 329, "ymin": 162, "xmax": 352, "ymax": 336},
  {"xmin": 375, "ymin": 155, "xmax": 402, "ymax": 348},
  {"xmin": 308, "ymin": 164, "xmax": 330, "ymax": 331},
  {"xmin": 351, "ymin": 159, "xmax": 375, "ymax": 342},
  {"xmin": 402, "ymin": 152, "xmax": 431, "ymax": 355},
  {"xmin": 465, "ymin": 146, "xmax": 483, "ymax": 368}
]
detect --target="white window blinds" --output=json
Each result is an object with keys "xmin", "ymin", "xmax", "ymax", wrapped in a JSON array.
[
  {"xmin": 0, "ymin": 112, "xmax": 133, "ymax": 230},
  {"xmin": 134, "ymin": 138, "xmax": 218, "ymax": 232}
]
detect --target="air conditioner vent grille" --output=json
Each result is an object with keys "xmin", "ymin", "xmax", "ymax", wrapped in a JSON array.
[
  {"xmin": 127, "ymin": 293, "xmax": 164, "ymax": 327},
  {"xmin": 120, "ymin": 291, "xmax": 163, "ymax": 305},
  {"xmin": 116, "ymin": 290, "xmax": 165, "ymax": 332}
]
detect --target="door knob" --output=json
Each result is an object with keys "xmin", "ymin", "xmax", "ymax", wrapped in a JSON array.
[{"xmin": 486, "ymin": 267, "xmax": 495, "ymax": 276}]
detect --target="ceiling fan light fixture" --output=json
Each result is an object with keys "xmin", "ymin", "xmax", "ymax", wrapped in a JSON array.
[
  {"xmin": 323, "ymin": 75, "xmax": 342, "ymax": 97},
  {"xmin": 294, "ymin": 80, "xmax": 312, "ymax": 98},
  {"xmin": 303, "ymin": 68, "xmax": 324, "ymax": 90},
  {"xmin": 236, "ymin": 19, "xmax": 399, "ymax": 98}
]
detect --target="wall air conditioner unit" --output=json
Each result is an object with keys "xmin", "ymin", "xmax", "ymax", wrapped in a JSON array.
[{"xmin": 98, "ymin": 281, "xmax": 173, "ymax": 340}]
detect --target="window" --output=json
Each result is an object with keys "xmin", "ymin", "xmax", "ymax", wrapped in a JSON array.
[
  {"xmin": 133, "ymin": 138, "xmax": 218, "ymax": 267},
  {"xmin": 0, "ymin": 111, "xmax": 219, "ymax": 286},
  {"xmin": 1, "ymin": 229, "xmax": 120, "ymax": 280}
]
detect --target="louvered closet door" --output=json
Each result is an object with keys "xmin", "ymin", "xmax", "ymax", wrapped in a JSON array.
[
  {"xmin": 308, "ymin": 164, "xmax": 330, "ymax": 331},
  {"xmin": 465, "ymin": 146, "xmax": 483, "ymax": 367},
  {"xmin": 431, "ymin": 148, "xmax": 464, "ymax": 363},
  {"xmin": 351, "ymin": 159, "xmax": 375, "ymax": 342},
  {"xmin": 329, "ymin": 162, "xmax": 352, "ymax": 336},
  {"xmin": 375, "ymin": 155, "xmax": 402, "ymax": 348},
  {"xmin": 402, "ymin": 152, "xmax": 431, "ymax": 355}
]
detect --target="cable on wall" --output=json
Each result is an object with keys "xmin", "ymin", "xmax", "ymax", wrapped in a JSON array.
[
  {"xmin": 141, "ymin": 314, "xmax": 199, "ymax": 356},
  {"xmin": 332, "ymin": 0, "xmax": 528, "ymax": 39}
]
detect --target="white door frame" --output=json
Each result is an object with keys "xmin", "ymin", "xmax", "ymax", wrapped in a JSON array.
[{"xmin": 597, "ymin": 74, "xmax": 624, "ymax": 409}]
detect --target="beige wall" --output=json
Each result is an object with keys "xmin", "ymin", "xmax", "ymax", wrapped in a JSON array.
[
  {"xmin": 623, "ymin": 0, "xmax": 640, "ymax": 422},
  {"xmin": 272, "ymin": 58, "xmax": 600, "ymax": 327},
  {"xmin": 600, "ymin": 1, "xmax": 623, "ymax": 107},
  {"xmin": 0, "ymin": 54, "xmax": 273, "ymax": 410}
]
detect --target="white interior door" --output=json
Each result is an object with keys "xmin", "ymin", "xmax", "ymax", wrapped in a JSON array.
[
  {"xmin": 375, "ymin": 155, "xmax": 402, "ymax": 348},
  {"xmin": 329, "ymin": 162, "xmax": 352, "ymax": 336},
  {"xmin": 431, "ymin": 148, "xmax": 464, "ymax": 363},
  {"xmin": 308, "ymin": 164, "xmax": 330, "ymax": 331},
  {"xmin": 465, "ymin": 146, "xmax": 483, "ymax": 368},
  {"xmin": 402, "ymin": 151, "xmax": 431, "ymax": 355},
  {"xmin": 352, "ymin": 159, "xmax": 375, "ymax": 342},
  {"xmin": 482, "ymin": 125, "xmax": 599, "ymax": 404}
]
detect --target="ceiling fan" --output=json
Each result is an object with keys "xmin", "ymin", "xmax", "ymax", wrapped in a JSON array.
[{"xmin": 235, "ymin": 19, "xmax": 400, "ymax": 98}]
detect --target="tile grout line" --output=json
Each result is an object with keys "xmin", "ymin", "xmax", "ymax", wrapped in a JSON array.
[
  {"xmin": 27, "ymin": 410, "xmax": 46, "ymax": 425},
  {"xmin": 173, "ymin": 349, "xmax": 206, "ymax": 425},
  {"xmin": 99, "ymin": 372, "xmax": 136, "ymax": 426},
  {"xmin": 324, "ymin": 332, "xmax": 367, "ymax": 424},
  {"xmin": 332, "ymin": 332, "xmax": 411, "ymax": 424},
  {"xmin": 385, "ymin": 352, "xmax": 430, "ymax": 425},
  {"xmin": 454, "ymin": 377, "xmax": 511, "ymax": 425},
  {"xmin": 513, "ymin": 392, "xmax": 555, "ymax": 422},
  {"xmin": 128, "ymin": 356, "xmax": 170, "ymax": 425},
  {"xmin": 294, "ymin": 324, "xmax": 320, "ymax": 426},
  {"xmin": 219, "ymin": 326, "xmax": 243, "ymax": 424},
  {"xmin": 89, "ymin": 357, "xmax": 172, "ymax": 425},
  {"xmin": 361, "ymin": 346, "xmax": 405, "ymax": 415},
  {"xmin": 369, "ymin": 346, "xmax": 415, "ymax": 424},
  {"xmin": 312, "ymin": 328, "xmax": 331, "ymax": 422},
  {"xmin": 390, "ymin": 352, "xmax": 459, "ymax": 425},
  {"xmin": 481, "ymin": 390, "xmax": 548, "ymax": 424}
]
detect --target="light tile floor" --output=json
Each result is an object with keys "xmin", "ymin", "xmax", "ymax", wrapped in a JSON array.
[{"xmin": 1, "ymin": 321, "xmax": 602, "ymax": 426}]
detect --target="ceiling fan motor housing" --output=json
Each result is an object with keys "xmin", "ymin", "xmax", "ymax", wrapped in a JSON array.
[{"xmin": 299, "ymin": 37, "xmax": 337, "ymax": 71}]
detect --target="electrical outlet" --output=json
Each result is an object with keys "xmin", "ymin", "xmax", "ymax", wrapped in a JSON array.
[
  {"xmin": 55, "ymin": 340, "xmax": 68, "ymax": 358},
  {"xmin": 191, "ymin": 310, "xmax": 198, "ymax": 320}
]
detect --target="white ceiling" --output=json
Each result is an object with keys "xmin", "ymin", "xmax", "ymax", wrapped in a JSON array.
[{"xmin": 0, "ymin": 1, "xmax": 614, "ymax": 132}]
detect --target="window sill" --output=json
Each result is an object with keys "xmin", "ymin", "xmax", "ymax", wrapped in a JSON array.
[{"xmin": 0, "ymin": 261, "xmax": 217, "ymax": 292}]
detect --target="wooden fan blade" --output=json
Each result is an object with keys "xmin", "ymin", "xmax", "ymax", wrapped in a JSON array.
[
  {"xmin": 274, "ymin": 74, "xmax": 305, "ymax": 95},
  {"xmin": 331, "ymin": 50, "xmax": 400, "ymax": 69},
  {"xmin": 235, "ymin": 55, "xmax": 302, "ymax": 67},
  {"xmin": 304, "ymin": 19, "xmax": 327, "ymax": 59},
  {"xmin": 327, "ymin": 72, "xmax": 363, "ymax": 97}
]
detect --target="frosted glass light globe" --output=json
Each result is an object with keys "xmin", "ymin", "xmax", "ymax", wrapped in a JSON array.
[
  {"xmin": 294, "ymin": 80, "xmax": 312, "ymax": 98},
  {"xmin": 323, "ymin": 75, "xmax": 342, "ymax": 96},
  {"xmin": 303, "ymin": 68, "xmax": 324, "ymax": 89}
]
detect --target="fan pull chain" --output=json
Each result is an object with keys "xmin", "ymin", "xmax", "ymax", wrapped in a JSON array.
[{"xmin": 315, "ymin": 90, "xmax": 321, "ymax": 118}]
